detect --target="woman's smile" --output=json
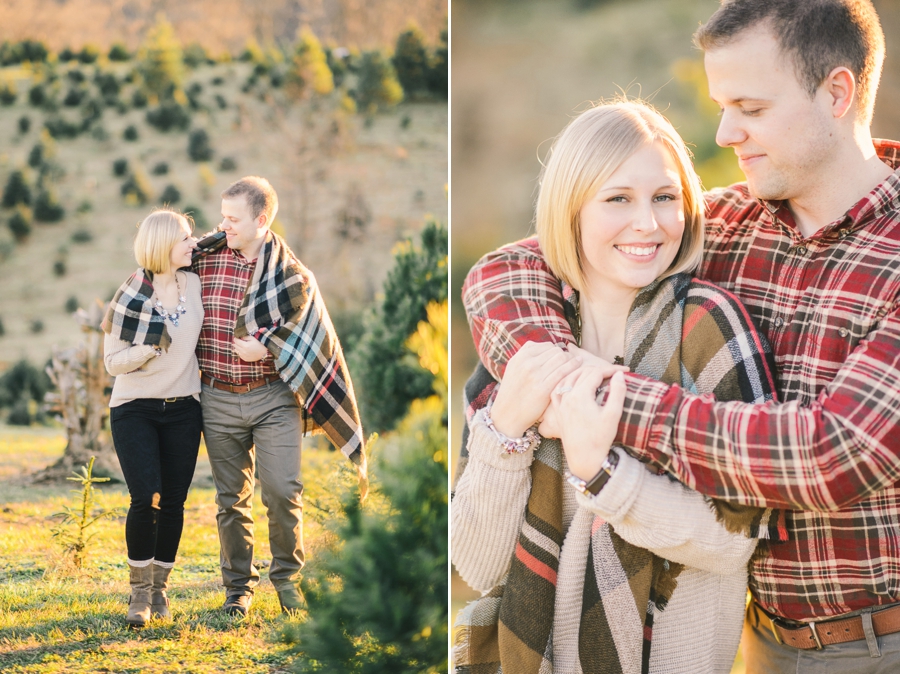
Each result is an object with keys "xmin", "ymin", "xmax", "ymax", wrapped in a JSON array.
[
  {"xmin": 579, "ymin": 141, "xmax": 685, "ymax": 297},
  {"xmin": 614, "ymin": 243, "xmax": 661, "ymax": 258}
]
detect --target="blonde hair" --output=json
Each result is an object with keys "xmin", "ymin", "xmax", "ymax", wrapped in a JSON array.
[
  {"xmin": 535, "ymin": 100, "xmax": 704, "ymax": 294},
  {"xmin": 133, "ymin": 209, "xmax": 194, "ymax": 274}
]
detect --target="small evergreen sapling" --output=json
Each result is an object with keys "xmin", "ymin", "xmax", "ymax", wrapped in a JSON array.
[{"xmin": 51, "ymin": 457, "xmax": 122, "ymax": 568}]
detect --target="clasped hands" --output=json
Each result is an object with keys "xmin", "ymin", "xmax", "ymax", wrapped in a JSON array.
[{"xmin": 489, "ymin": 341, "xmax": 629, "ymax": 481}]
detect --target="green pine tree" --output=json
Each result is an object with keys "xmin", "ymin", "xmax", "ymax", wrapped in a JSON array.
[
  {"xmin": 282, "ymin": 302, "xmax": 448, "ymax": 674},
  {"xmin": 287, "ymin": 26, "xmax": 334, "ymax": 99},
  {"xmin": 354, "ymin": 50, "xmax": 403, "ymax": 114},
  {"xmin": 33, "ymin": 188, "xmax": 65, "ymax": 222},
  {"xmin": 8, "ymin": 205, "xmax": 33, "ymax": 241},
  {"xmin": 2, "ymin": 170, "xmax": 32, "ymax": 209},
  {"xmin": 393, "ymin": 22, "xmax": 429, "ymax": 98},
  {"xmin": 427, "ymin": 28, "xmax": 448, "ymax": 99},
  {"xmin": 350, "ymin": 218, "xmax": 447, "ymax": 433},
  {"xmin": 138, "ymin": 16, "xmax": 184, "ymax": 99}
]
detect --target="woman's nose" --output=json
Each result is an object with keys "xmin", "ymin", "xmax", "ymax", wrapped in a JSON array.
[{"xmin": 631, "ymin": 202, "xmax": 659, "ymax": 232}]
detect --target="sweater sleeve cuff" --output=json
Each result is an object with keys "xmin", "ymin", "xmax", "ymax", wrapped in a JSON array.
[
  {"xmin": 575, "ymin": 451, "xmax": 645, "ymax": 522},
  {"xmin": 467, "ymin": 408, "xmax": 537, "ymax": 472}
]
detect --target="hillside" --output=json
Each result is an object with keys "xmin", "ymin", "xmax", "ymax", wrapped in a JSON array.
[
  {"xmin": 0, "ymin": 57, "xmax": 447, "ymax": 367},
  {"xmin": 0, "ymin": 0, "xmax": 447, "ymax": 54}
]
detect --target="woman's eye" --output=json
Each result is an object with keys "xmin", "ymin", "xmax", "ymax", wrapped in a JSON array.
[
  {"xmin": 654, "ymin": 194, "xmax": 677, "ymax": 202},
  {"xmin": 606, "ymin": 195, "xmax": 627, "ymax": 203}
]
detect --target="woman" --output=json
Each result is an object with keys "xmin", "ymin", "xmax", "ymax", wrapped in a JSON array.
[
  {"xmin": 102, "ymin": 209, "xmax": 203, "ymax": 627},
  {"xmin": 452, "ymin": 101, "xmax": 781, "ymax": 673}
]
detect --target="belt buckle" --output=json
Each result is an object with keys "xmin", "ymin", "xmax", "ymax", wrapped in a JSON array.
[
  {"xmin": 164, "ymin": 397, "xmax": 178, "ymax": 403},
  {"xmin": 240, "ymin": 382, "xmax": 252, "ymax": 393},
  {"xmin": 808, "ymin": 621, "xmax": 824, "ymax": 650}
]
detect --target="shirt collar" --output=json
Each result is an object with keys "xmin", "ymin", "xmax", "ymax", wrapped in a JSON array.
[{"xmin": 757, "ymin": 138, "xmax": 900, "ymax": 240}]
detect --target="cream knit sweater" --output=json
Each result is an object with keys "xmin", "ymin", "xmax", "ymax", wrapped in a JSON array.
[
  {"xmin": 104, "ymin": 271, "xmax": 203, "ymax": 407},
  {"xmin": 452, "ymin": 410, "xmax": 755, "ymax": 674}
]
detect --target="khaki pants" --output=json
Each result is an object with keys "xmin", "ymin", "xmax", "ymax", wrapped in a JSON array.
[
  {"xmin": 744, "ymin": 602, "xmax": 900, "ymax": 674},
  {"xmin": 201, "ymin": 379, "xmax": 304, "ymax": 596}
]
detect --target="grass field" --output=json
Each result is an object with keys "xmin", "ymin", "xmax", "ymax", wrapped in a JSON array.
[{"xmin": 0, "ymin": 424, "xmax": 355, "ymax": 673}]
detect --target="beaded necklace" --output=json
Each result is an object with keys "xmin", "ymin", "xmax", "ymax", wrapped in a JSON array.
[{"xmin": 154, "ymin": 273, "xmax": 187, "ymax": 327}]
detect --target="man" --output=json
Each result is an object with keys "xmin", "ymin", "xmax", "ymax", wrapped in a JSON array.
[
  {"xmin": 193, "ymin": 176, "xmax": 365, "ymax": 616},
  {"xmin": 462, "ymin": 1, "xmax": 900, "ymax": 670}
]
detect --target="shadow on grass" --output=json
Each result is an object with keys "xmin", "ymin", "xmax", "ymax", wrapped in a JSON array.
[{"xmin": 0, "ymin": 604, "xmax": 295, "ymax": 665}]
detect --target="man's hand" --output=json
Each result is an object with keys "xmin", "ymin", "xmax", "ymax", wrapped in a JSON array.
[
  {"xmin": 538, "ymin": 356, "xmax": 627, "ymax": 440},
  {"xmin": 540, "ymin": 368, "xmax": 627, "ymax": 481},
  {"xmin": 490, "ymin": 341, "xmax": 582, "ymax": 438},
  {"xmin": 233, "ymin": 336, "xmax": 269, "ymax": 362}
]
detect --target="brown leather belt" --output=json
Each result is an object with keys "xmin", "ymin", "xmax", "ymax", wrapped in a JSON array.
[
  {"xmin": 752, "ymin": 600, "xmax": 900, "ymax": 650},
  {"xmin": 200, "ymin": 373, "xmax": 280, "ymax": 394}
]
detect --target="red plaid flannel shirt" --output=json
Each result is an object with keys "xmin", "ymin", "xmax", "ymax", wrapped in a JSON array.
[
  {"xmin": 194, "ymin": 246, "xmax": 277, "ymax": 385},
  {"xmin": 463, "ymin": 140, "xmax": 900, "ymax": 622}
]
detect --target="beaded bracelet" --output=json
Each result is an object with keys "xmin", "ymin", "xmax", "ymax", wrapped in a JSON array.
[{"xmin": 483, "ymin": 406, "xmax": 540, "ymax": 455}]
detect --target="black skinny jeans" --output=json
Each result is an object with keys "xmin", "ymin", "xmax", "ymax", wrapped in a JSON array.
[{"xmin": 110, "ymin": 397, "xmax": 202, "ymax": 563}]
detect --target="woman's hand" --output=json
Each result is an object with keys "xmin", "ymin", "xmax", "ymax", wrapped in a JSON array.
[
  {"xmin": 540, "ymin": 369, "xmax": 627, "ymax": 480},
  {"xmin": 489, "ymin": 341, "xmax": 582, "ymax": 438}
]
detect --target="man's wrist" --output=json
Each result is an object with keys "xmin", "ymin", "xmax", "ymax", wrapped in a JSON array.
[
  {"xmin": 604, "ymin": 372, "xmax": 668, "ymax": 462},
  {"xmin": 566, "ymin": 448, "xmax": 619, "ymax": 496}
]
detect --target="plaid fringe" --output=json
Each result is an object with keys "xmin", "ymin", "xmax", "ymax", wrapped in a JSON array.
[
  {"xmin": 234, "ymin": 233, "xmax": 365, "ymax": 468},
  {"xmin": 101, "ymin": 268, "xmax": 172, "ymax": 350}
]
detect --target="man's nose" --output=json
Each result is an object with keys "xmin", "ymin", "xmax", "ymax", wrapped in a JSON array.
[{"xmin": 715, "ymin": 108, "xmax": 746, "ymax": 148}]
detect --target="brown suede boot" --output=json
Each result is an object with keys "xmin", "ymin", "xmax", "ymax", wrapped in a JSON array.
[
  {"xmin": 150, "ymin": 563, "xmax": 173, "ymax": 620},
  {"xmin": 126, "ymin": 562, "xmax": 153, "ymax": 628}
]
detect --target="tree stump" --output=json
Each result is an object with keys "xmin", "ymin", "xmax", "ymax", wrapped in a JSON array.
[{"xmin": 33, "ymin": 300, "xmax": 121, "ymax": 483}]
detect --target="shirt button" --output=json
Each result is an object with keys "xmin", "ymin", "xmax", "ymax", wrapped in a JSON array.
[
  {"xmin": 838, "ymin": 229, "xmax": 849, "ymax": 239},
  {"xmin": 774, "ymin": 317, "xmax": 784, "ymax": 328},
  {"xmin": 797, "ymin": 246, "xmax": 807, "ymax": 255},
  {"xmin": 839, "ymin": 327, "xmax": 849, "ymax": 338}
]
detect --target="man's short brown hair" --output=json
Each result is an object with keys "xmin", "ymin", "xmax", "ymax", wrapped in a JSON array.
[
  {"xmin": 221, "ymin": 176, "xmax": 279, "ymax": 224},
  {"xmin": 695, "ymin": 0, "xmax": 885, "ymax": 124}
]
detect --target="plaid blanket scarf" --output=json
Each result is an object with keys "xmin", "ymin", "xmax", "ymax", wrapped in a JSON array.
[
  {"xmin": 102, "ymin": 269, "xmax": 172, "ymax": 350},
  {"xmin": 454, "ymin": 264, "xmax": 785, "ymax": 674},
  {"xmin": 232, "ymin": 233, "xmax": 366, "ymax": 473}
]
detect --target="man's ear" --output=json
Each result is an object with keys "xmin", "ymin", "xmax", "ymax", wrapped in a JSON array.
[
  {"xmin": 823, "ymin": 66, "xmax": 856, "ymax": 119},
  {"xmin": 257, "ymin": 213, "xmax": 269, "ymax": 229}
]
